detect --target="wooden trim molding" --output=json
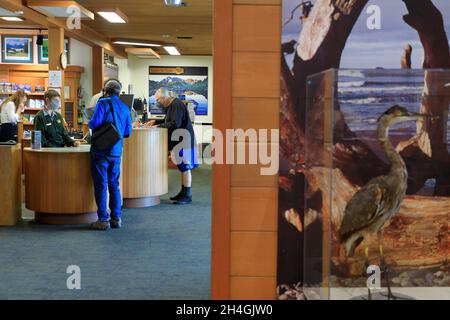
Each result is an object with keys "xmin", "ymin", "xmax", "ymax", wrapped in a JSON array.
[
  {"xmin": 211, "ymin": 0, "xmax": 233, "ymax": 300},
  {"xmin": 92, "ymin": 46, "xmax": 105, "ymax": 94}
]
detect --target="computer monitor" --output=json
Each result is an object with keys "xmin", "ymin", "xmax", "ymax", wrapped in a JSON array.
[
  {"xmin": 133, "ymin": 98, "xmax": 144, "ymax": 115},
  {"xmin": 119, "ymin": 94, "xmax": 135, "ymax": 110}
]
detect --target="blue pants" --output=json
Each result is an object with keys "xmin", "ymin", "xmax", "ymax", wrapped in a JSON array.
[{"xmin": 90, "ymin": 153, "xmax": 122, "ymax": 222}]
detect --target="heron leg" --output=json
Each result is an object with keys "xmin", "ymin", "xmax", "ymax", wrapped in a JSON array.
[
  {"xmin": 378, "ymin": 231, "xmax": 407, "ymax": 300},
  {"xmin": 363, "ymin": 246, "xmax": 372, "ymax": 300}
]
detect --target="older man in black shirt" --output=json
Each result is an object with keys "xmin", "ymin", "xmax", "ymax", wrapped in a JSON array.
[{"xmin": 147, "ymin": 87, "xmax": 198, "ymax": 204}]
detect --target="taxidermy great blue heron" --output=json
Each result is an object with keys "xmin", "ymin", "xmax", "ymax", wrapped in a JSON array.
[{"xmin": 339, "ymin": 105, "xmax": 434, "ymax": 300}]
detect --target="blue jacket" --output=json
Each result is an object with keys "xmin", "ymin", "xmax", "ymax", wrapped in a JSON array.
[{"xmin": 89, "ymin": 95, "xmax": 132, "ymax": 157}]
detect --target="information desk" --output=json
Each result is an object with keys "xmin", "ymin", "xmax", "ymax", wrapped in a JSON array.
[
  {"xmin": 123, "ymin": 127, "xmax": 168, "ymax": 208},
  {"xmin": 0, "ymin": 144, "xmax": 22, "ymax": 226},
  {"xmin": 24, "ymin": 145, "xmax": 97, "ymax": 225}
]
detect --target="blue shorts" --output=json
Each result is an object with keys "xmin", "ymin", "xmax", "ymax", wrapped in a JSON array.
[{"xmin": 173, "ymin": 148, "xmax": 199, "ymax": 172}]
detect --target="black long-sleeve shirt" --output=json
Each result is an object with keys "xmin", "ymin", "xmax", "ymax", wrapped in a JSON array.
[{"xmin": 155, "ymin": 98, "xmax": 196, "ymax": 151}]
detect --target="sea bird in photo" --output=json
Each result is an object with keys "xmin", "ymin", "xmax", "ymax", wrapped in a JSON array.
[{"xmin": 339, "ymin": 105, "xmax": 434, "ymax": 300}]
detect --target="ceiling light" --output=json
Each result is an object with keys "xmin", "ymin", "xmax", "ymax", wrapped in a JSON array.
[
  {"xmin": 97, "ymin": 9, "xmax": 128, "ymax": 23},
  {"xmin": 136, "ymin": 55, "xmax": 160, "ymax": 59},
  {"xmin": 114, "ymin": 40, "xmax": 162, "ymax": 47},
  {"xmin": 125, "ymin": 47, "xmax": 160, "ymax": 59},
  {"xmin": 1, "ymin": 17, "xmax": 25, "ymax": 21},
  {"xmin": 164, "ymin": 0, "xmax": 186, "ymax": 7},
  {"xmin": 26, "ymin": 0, "xmax": 94, "ymax": 20},
  {"xmin": 164, "ymin": 46, "xmax": 181, "ymax": 55}
]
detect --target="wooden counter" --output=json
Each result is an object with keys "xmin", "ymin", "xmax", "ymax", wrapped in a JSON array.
[
  {"xmin": 24, "ymin": 145, "xmax": 97, "ymax": 225},
  {"xmin": 0, "ymin": 144, "xmax": 22, "ymax": 226},
  {"xmin": 123, "ymin": 127, "xmax": 168, "ymax": 207}
]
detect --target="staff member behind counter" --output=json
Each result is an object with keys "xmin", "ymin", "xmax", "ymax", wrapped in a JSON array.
[
  {"xmin": 146, "ymin": 87, "xmax": 199, "ymax": 205},
  {"xmin": 0, "ymin": 89, "xmax": 28, "ymax": 142},
  {"xmin": 34, "ymin": 89, "xmax": 80, "ymax": 148}
]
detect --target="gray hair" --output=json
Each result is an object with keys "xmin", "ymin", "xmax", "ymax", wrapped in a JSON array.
[
  {"xmin": 104, "ymin": 79, "xmax": 122, "ymax": 96},
  {"xmin": 156, "ymin": 87, "xmax": 172, "ymax": 98}
]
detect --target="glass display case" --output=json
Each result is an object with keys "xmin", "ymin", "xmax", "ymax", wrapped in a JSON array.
[{"xmin": 303, "ymin": 69, "xmax": 450, "ymax": 300}]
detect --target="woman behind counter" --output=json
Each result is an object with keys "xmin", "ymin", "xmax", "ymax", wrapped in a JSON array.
[
  {"xmin": 34, "ymin": 89, "xmax": 80, "ymax": 148},
  {"xmin": 0, "ymin": 89, "xmax": 27, "ymax": 142}
]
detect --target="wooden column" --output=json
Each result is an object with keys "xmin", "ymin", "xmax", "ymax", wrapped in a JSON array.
[
  {"xmin": 211, "ymin": 0, "xmax": 233, "ymax": 300},
  {"xmin": 47, "ymin": 26, "xmax": 65, "ymax": 113},
  {"xmin": 223, "ymin": 0, "xmax": 281, "ymax": 300},
  {"xmin": 92, "ymin": 46, "xmax": 105, "ymax": 94}
]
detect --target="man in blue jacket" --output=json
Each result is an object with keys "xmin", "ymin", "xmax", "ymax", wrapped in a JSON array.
[{"xmin": 89, "ymin": 79, "xmax": 132, "ymax": 230}]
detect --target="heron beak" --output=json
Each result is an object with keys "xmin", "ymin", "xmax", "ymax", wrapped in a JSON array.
[{"xmin": 407, "ymin": 111, "xmax": 439, "ymax": 121}]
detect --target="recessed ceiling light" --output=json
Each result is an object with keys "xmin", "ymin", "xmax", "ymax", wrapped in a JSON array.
[
  {"xmin": 97, "ymin": 10, "xmax": 128, "ymax": 23},
  {"xmin": 26, "ymin": 0, "xmax": 94, "ymax": 20},
  {"xmin": 114, "ymin": 40, "xmax": 162, "ymax": 47},
  {"xmin": 164, "ymin": 46, "xmax": 181, "ymax": 55},
  {"xmin": 1, "ymin": 17, "xmax": 25, "ymax": 21},
  {"xmin": 125, "ymin": 47, "xmax": 161, "ymax": 59},
  {"xmin": 164, "ymin": 0, "xmax": 186, "ymax": 7},
  {"xmin": 136, "ymin": 55, "xmax": 159, "ymax": 59}
]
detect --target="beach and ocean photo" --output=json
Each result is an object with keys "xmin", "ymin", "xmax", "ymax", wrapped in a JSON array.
[{"xmin": 278, "ymin": 0, "xmax": 450, "ymax": 300}]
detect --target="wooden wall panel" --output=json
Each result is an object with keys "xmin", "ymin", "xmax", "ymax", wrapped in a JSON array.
[
  {"xmin": 0, "ymin": 145, "xmax": 22, "ymax": 226},
  {"xmin": 231, "ymin": 231, "xmax": 277, "ymax": 277},
  {"xmin": 213, "ymin": 0, "xmax": 280, "ymax": 299},
  {"xmin": 230, "ymin": 277, "xmax": 277, "ymax": 300},
  {"xmin": 227, "ymin": 0, "xmax": 280, "ymax": 300},
  {"xmin": 232, "ymin": 52, "xmax": 280, "ymax": 98},
  {"xmin": 231, "ymin": 187, "xmax": 278, "ymax": 231},
  {"xmin": 233, "ymin": 5, "xmax": 281, "ymax": 52},
  {"xmin": 232, "ymin": 98, "xmax": 279, "ymax": 135}
]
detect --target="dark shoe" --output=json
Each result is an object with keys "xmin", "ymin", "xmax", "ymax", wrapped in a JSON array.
[
  {"xmin": 90, "ymin": 220, "xmax": 110, "ymax": 231},
  {"xmin": 110, "ymin": 218, "xmax": 122, "ymax": 229},
  {"xmin": 174, "ymin": 195, "xmax": 192, "ymax": 205},
  {"xmin": 170, "ymin": 186, "xmax": 185, "ymax": 201}
]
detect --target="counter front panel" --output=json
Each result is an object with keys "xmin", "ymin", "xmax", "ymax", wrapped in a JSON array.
[
  {"xmin": 123, "ymin": 128, "xmax": 168, "ymax": 207},
  {"xmin": 24, "ymin": 146, "xmax": 97, "ymax": 224}
]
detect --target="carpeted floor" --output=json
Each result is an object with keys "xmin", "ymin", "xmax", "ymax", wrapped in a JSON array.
[{"xmin": 0, "ymin": 166, "xmax": 211, "ymax": 300}]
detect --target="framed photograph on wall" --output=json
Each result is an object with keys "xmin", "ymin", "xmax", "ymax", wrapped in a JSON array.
[
  {"xmin": 148, "ymin": 66, "xmax": 209, "ymax": 115},
  {"xmin": 1, "ymin": 35, "xmax": 33, "ymax": 63},
  {"xmin": 38, "ymin": 37, "xmax": 49, "ymax": 64},
  {"xmin": 38, "ymin": 37, "xmax": 71, "ymax": 64}
]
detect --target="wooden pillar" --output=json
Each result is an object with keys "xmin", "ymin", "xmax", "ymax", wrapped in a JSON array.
[
  {"xmin": 92, "ymin": 46, "xmax": 105, "ymax": 94},
  {"xmin": 211, "ymin": 0, "xmax": 232, "ymax": 300},
  {"xmin": 47, "ymin": 26, "xmax": 65, "ymax": 113}
]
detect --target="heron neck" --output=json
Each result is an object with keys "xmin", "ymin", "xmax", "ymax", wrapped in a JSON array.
[{"xmin": 378, "ymin": 124, "xmax": 406, "ymax": 175}]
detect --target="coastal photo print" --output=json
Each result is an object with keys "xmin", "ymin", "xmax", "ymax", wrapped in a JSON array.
[
  {"xmin": 1, "ymin": 35, "xmax": 33, "ymax": 63},
  {"xmin": 148, "ymin": 66, "xmax": 208, "ymax": 115},
  {"xmin": 278, "ymin": 0, "xmax": 450, "ymax": 300}
]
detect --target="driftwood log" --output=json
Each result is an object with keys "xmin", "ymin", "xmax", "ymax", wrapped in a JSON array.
[
  {"xmin": 398, "ymin": 0, "xmax": 450, "ymax": 196},
  {"xmin": 305, "ymin": 167, "xmax": 449, "ymax": 276}
]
